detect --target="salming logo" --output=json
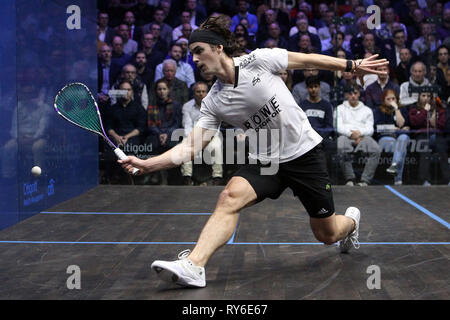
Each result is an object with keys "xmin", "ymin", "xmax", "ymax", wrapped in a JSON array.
[{"xmin": 252, "ymin": 76, "xmax": 261, "ymax": 86}]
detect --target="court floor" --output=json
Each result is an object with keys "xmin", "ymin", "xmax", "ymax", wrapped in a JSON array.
[{"xmin": 0, "ymin": 185, "xmax": 448, "ymax": 299}]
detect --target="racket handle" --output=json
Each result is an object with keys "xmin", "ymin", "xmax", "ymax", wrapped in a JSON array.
[{"xmin": 114, "ymin": 148, "xmax": 139, "ymax": 175}]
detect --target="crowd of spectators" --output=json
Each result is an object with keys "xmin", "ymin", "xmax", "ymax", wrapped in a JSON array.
[{"xmin": 96, "ymin": 0, "xmax": 450, "ymax": 186}]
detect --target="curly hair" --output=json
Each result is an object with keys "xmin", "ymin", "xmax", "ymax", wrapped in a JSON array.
[{"xmin": 198, "ymin": 14, "xmax": 241, "ymax": 57}]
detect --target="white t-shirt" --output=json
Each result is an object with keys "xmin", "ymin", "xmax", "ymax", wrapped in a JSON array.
[{"xmin": 196, "ymin": 48, "xmax": 322, "ymax": 163}]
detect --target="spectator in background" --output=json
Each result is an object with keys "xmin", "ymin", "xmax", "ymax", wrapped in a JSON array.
[
  {"xmin": 179, "ymin": 23, "xmax": 194, "ymax": 43},
  {"xmin": 437, "ymin": 7, "xmax": 450, "ymax": 42},
  {"xmin": 365, "ymin": 65, "xmax": 400, "ymax": 110},
  {"xmin": 288, "ymin": 18, "xmax": 322, "ymax": 53},
  {"xmin": 335, "ymin": 84, "xmax": 381, "ymax": 186},
  {"xmin": 160, "ymin": 0, "xmax": 172, "ymax": 23},
  {"xmin": 234, "ymin": 23, "xmax": 256, "ymax": 50},
  {"xmin": 176, "ymin": 37, "xmax": 196, "ymax": 71},
  {"xmin": 384, "ymin": 29, "xmax": 408, "ymax": 68},
  {"xmin": 256, "ymin": 8, "xmax": 278, "ymax": 46},
  {"xmin": 231, "ymin": 0, "xmax": 258, "ymax": 36},
  {"xmin": 263, "ymin": 38, "xmax": 277, "ymax": 48},
  {"xmin": 297, "ymin": 34, "xmax": 316, "ymax": 53},
  {"xmin": 197, "ymin": 69, "xmax": 217, "ymax": 92},
  {"xmin": 97, "ymin": 12, "xmax": 115, "ymax": 45},
  {"xmin": 98, "ymin": 44, "xmax": 121, "ymax": 107},
  {"xmin": 399, "ymin": 61, "xmax": 430, "ymax": 107},
  {"xmin": 394, "ymin": 47, "xmax": 413, "ymax": 85},
  {"xmin": 130, "ymin": 0, "xmax": 155, "ymax": 27},
  {"xmin": 349, "ymin": 17, "xmax": 371, "ymax": 59},
  {"xmin": 322, "ymin": 31, "xmax": 353, "ymax": 59},
  {"xmin": 110, "ymin": 64, "xmax": 148, "ymax": 110},
  {"xmin": 146, "ymin": 78, "xmax": 183, "ymax": 184},
  {"xmin": 289, "ymin": 11, "xmax": 318, "ymax": 37},
  {"xmin": 343, "ymin": 3, "xmax": 366, "ymax": 37},
  {"xmin": 376, "ymin": 7, "xmax": 408, "ymax": 42},
  {"xmin": 143, "ymin": 9, "xmax": 173, "ymax": 48},
  {"xmin": 181, "ymin": 82, "xmax": 223, "ymax": 186},
  {"xmin": 436, "ymin": 45, "xmax": 449, "ymax": 87},
  {"xmin": 140, "ymin": 32, "xmax": 165, "ymax": 72},
  {"xmin": 299, "ymin": 76, "xmax": 335, "ymax": 150},
  {"xmin": 331, "ymin": 49, "xmax": 349, "ymax": 86},
  {"xmin": 173, "ymin": 12, "xmax": 198, "ymax": 41},
  {"xmin": 278, "ymin": 69, "xmax": 293, "ymax": 91},
  {"xmin": 265, "ymin": 22, "xmax": 288, "ymax": 49},
  {"xmin": 106, "ymin": 80, "xmax": 147, "ymax": 155},
  {"xmin": 373, "ymin": 89, "xmax": 410, "ymax": 185},
  {"xmin": 134, "ymin": 51, "xmax": 154, "ymax": 89},
  {"xmin": 338, "ymin": 71, "xmax": 360, "ymax": 90},
  {"xmin": 313, "ymin": 3, "xmax": 330, "ymax": 30},
  {"xmin": 153, "ymin": 59, "xmax": 190, "ymax": 106},
  {"xmin": 409, "ymin": 91, "xmax": 449, "ymax": 185},
  {"xmin": 235, "ymin": 35, "xmax": 252, "ymax": 55},
  {"xmin": 442, "ymin": 68, "xmax": 450, "ymax": 104},
  {"xmin": 412, "ymin": 23, "xmax": 441, "ymax": 57},
  {"xmin": 406, "ymin": 8, "xmax": 425, "ymax": 46},
  {"xmin": 317, "ymin": 10, "xmax": 339, "ymax": 51},
  {"xmin": 185, "ymin": 0, "xmax": 208, "ymax": 27},
  {"xmin": 123, "ymin": 11, "xmax": 142, "ymax": 44},
  {"xmin": 155, "ymin": 44, "xmax": 195, "ymax": 89},
  {"xmin": 292, "ymin": 69, "xmax": 331, "ymax": 104},
  {"xmin": 111, "ymin": 36, "xmax": 132, "ymax": 71},
  {"xmin": 360, "ymin": 33, "xmax": 381, "ymax": 59},
  {"xmin": 117, "ymin": 24, "xmax": 138, "ymax": 56}
]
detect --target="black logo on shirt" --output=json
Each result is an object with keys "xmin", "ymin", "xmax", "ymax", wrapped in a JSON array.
[
  {"xmin": 252, "ymin": 75, "xmax": 261, "ymax": 86},
  {"xmin": 240, "ymin": 53, "xmax": 256, "ymax": 69},
  {"xmin": 243, "ymin": 95, "xmax": 282, "ymax": 132}
]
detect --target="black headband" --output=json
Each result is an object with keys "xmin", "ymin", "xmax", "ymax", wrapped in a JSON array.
[{"xmin": 188, "ymin": 29, "xmax": 227, "ymax": 46}]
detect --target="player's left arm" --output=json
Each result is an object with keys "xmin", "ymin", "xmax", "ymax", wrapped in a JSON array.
[{"xmin": 286, "ymin": 52, "xmax": 388, "ymax": 76}]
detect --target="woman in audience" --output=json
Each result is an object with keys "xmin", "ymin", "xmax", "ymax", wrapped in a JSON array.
[
  {"xmin": 278, "ymin": 69, "xmax": 293, "ymax": 91},
  {"xmin": 373, "ymin": 89, "xmax": 410, "ymax": 185},
  {"xmin": 146, "ymin": 79, "xmax": 182, "ymax": 184},
  {"xmin": 409, "ymin": 91, "xmax": 449, "ymax": 185}
]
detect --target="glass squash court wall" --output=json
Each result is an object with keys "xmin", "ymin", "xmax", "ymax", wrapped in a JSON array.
[{"xmin": 0, "ymin": 0, "xmax": 98, "ymax": 230}]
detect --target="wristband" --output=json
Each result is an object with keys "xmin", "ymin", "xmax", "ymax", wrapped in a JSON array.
[{"xmin": 345, "ymin": 60, "xmax": 353, "ymax": 72}]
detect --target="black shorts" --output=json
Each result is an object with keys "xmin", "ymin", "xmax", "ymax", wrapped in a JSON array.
[{"xmin": 233, "ymin": 144, "xmax": 335, "ymax": 218}]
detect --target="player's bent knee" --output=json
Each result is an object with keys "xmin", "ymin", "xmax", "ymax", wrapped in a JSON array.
[{"xmin": 216, "ymin": 178, "xmax": 257, "ymax": 213}]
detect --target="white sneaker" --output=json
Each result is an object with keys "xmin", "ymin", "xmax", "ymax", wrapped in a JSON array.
[
  {"xmin": 386, "ymin": 162, "xmax": 398, "ymax": 174},
  {"xmin": 423, "ymin": 181, "xmax": 431, "ymax": 187},
  {"xmin": 339, "ymin": 207, "xmax": 361, "ymax": 253},
  {"xmin": 394, "ymin": 180, "xmax": 402, "ymax": 185},
  {"xmin": 151, "ymin": 249, "xmax": 206, "ymax": 288}
]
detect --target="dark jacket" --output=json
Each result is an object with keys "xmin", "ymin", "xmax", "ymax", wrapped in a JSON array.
[
  {"xmin": 373, "ymin": 107, "xmax": 409, "ymax": 140},
  {"xmin": 364, "ymin": 80, "xmax": 400, "ymax": 109},
  {"xmin": 105, "ymin": 99, "xmax": 147, "ymax": 137},
  {"xmin": 299, "ymin": 99, "xmax": 334, "ymax": 139},
  {"xmin": 147, "ymin": 98, "xmax": 182, "ymax": 138}
]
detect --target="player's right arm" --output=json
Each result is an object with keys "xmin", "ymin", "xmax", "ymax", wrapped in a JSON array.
[{"xmin": 119, "ymin": 126, "xmax": 216, "ymax": 175}]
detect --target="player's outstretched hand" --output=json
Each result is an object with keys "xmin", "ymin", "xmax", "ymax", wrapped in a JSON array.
[
  {"xmin": 353, "ymin": 54, "xmax": 389, "ymax": 76},
  {"xmin": 118, "ymin": 156, "xmax": 149, "ymax": 175}
]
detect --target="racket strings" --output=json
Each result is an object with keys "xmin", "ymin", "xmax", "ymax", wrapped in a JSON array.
[{"xmin": 55, "ymin": 84, "xmax": 103, "ymax": 134}]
